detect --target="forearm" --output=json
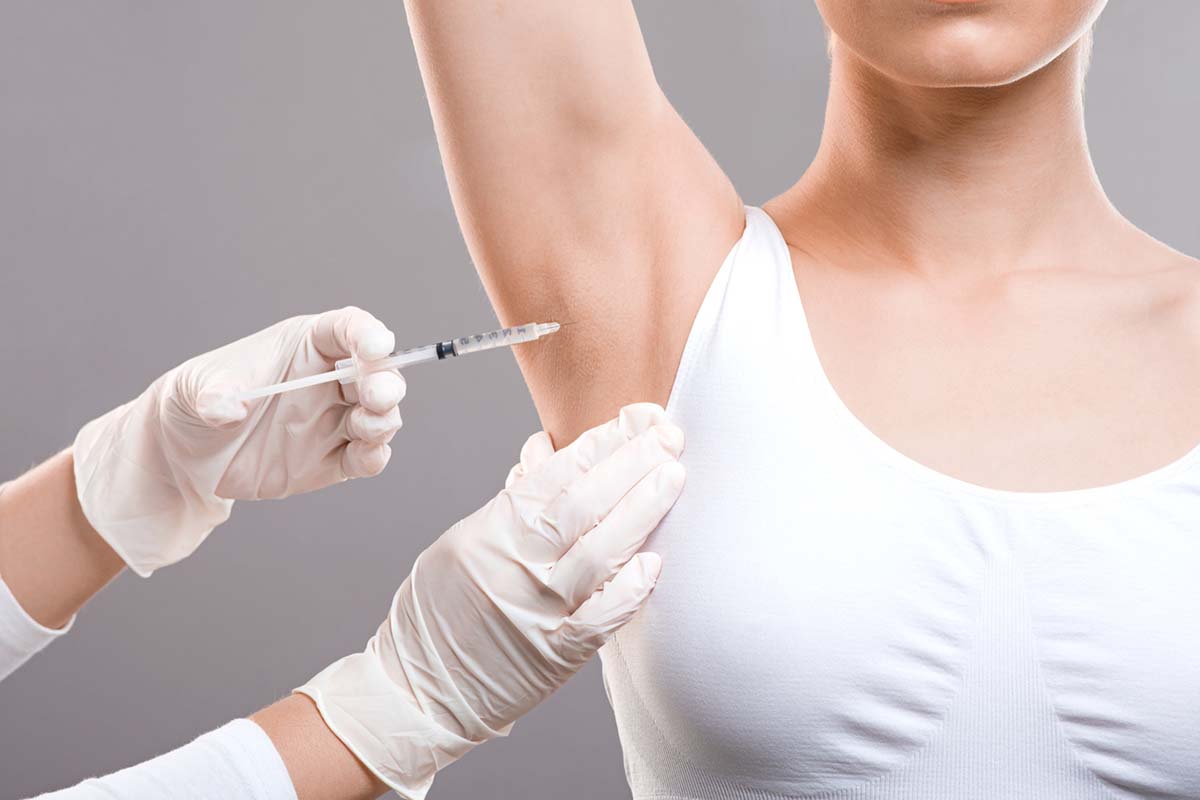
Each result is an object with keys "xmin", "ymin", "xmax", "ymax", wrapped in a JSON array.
[
  {"xmin": 251, "ymin": 695, "xmax": 387, "ymax": 800},
  {"xmin": 0, "ymin": 449, "xmax": 124, "ymax": 630}
]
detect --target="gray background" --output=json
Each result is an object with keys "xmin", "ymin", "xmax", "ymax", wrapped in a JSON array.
[{"xmin": 1, "ymin": 2, "xmax": 1197, "ymax": 797}]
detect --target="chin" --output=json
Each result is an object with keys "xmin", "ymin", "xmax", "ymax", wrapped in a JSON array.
[
  {"xmin": 818, "ymin": 0, "xmax": 1104, "ymax": 91},
  {"xmin": 892, "ymin": 24, "xmax": 1053, "ymax": 88}
]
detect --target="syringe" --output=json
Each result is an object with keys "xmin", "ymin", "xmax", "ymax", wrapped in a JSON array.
[{"xmin": 236, "ymin": 321, "xmax": 560, "ymax": 402}]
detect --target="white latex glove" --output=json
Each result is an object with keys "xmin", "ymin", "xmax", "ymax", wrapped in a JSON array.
[
  {"xmin": 73, "ymin": 306, "xmax": 405, "ymax": 576},
  {"xmin": 296, "ymin": 402, "xmax": 685, "ymax": 798}
]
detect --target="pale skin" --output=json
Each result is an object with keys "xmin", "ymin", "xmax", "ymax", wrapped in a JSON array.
[{"xmin": 406, "ymin": 0, "xmax": 1200, "ymax": 492}]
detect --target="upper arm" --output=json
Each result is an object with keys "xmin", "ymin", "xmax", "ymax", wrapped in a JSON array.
[{"xmin": 405, "ymin": 0, "xmax": 744, "ymax": 444}]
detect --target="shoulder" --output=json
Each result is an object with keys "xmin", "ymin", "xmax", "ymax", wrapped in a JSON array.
[
  {"xmin": 1108, "ymin": 230, "xmax": 1200, "ymax": 351},
  {"xmin": 1156, "ymin": 251, "xmax": 1200, "ymax": 341}
]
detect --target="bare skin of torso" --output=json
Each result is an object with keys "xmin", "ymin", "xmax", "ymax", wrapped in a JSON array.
[
  {"xmin": 767, "ymin": 205, "xmax": 1200, "ymax": 492},
  {"xmin": 756, "ymin": 44, "xmax": 1200, "ymax": 494}
]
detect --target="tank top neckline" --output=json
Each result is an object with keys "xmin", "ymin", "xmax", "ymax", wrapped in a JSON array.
[{"xmin": 712, "ymin": 205, "xmax": 1200, "ymax": 508}]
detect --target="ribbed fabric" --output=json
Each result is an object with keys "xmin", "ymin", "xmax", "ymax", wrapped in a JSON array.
[
  {"xmin": 26, "ymin": 719, "xmax": 298, "ymax": 800},
  {"xmin": 598, "ymin": 207, "xmax": 1200, "ymax": 800}
]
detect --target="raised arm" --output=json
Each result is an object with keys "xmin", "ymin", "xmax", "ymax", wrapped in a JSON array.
[{"xmin": 405, "ymin": 1, "xmax": 744, "ymax": 444}]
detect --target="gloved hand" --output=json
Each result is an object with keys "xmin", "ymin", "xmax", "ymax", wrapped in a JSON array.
[
  {"xmin": 296, "ymin": 402, "xmax": 685, "ymax": 799},
  {"xmin": 73, "ymin": 306, "xmax": 405, "ymax": 577}
]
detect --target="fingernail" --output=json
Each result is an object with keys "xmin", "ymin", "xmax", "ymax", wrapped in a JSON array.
[
  {"xmin": 359, "ymin": 329, "xmax": 395, "ymax": 361},
  {"xmin": 656, "ymin": 461, "xmax": 686, "ymax": 494},
  {"xmin": 654, "ymin": 423, "xmax": 685, "ymax": 457},
  {"xmin": 618, "ymin": 402, "xmax": 666, "ymax": 438},
  {"xmin": 355, "ymin": 407, "xmax": 401, "ymax": 442},
  {"xmin": 363, "ymin": 372, "xmax": 404, "ymax": 409},
  {"xmin": 365, "ymin": 413, "xmax": 389, "ymax": 438},
  {"xmin": 639, "ymin": 551, "xmax": 663, "ymax": 586},
  {"xmin": 363, "ymin": 381, "xmax": 387, "ymax": 410}
]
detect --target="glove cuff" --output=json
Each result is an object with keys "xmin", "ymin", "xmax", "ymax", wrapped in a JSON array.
[
  {"xmin": 73, "ymin": 395, "xmax": 233, "ymax": 577},
  {"xmin": 294, "ymin": 576, "xmax": 508, "ymax": 799}
]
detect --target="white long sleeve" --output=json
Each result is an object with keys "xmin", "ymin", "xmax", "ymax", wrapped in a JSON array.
[
  {"xmin": 0, "ymin": 483, "xmax": 76, "ymax": 683},
  {"xmin": 1, "ymin": 564, "xmax": 298, "ymax": 800},
  {"xmin": 0, "ymin": 573, "xmax": 73, "ymax": 682},
  {"xmin": 0, "ymin": 482, "xmax": 297, "ymax": 800},
  {"xmin": 26, "ymin": 719, "xmax": 298, "ymax": 800}
]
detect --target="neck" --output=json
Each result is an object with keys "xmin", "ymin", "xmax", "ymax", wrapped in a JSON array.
[{"xmin": 776, "ymin": 42, "xmax": 1124, "ymax": 278}]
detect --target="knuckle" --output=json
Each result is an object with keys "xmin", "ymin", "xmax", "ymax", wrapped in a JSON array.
[
  {"xmin": 570, "ymin": 438, "xmax": 602, "ymax": 476},
  {"xmin": 504, "ymin": 466, "xmax": 525, "ymax": 489},
  {"xmin": 346, "ymin": 407, "xmax": 365, "ymax": 438},
  {"xmin": 532, "ymin": 509, "xmax": 561, "ymax": 538}
]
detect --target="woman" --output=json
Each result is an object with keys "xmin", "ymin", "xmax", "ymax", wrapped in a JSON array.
[
  {"xmin": 2, "ymin": 306, "xmax": 686, "ymax": 799},
  {"xmin": 404, "ymin": 1, "xmax": 1200, "ymax": 797}
]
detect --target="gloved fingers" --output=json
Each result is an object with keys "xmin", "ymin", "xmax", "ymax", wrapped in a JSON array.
[
  {"xmin": 557, "ymin": 551, "xmax": 662, "ymax": 666},
  {"xmin": 505, "ymin": 430, "xmax": 555, "ymax": 489},
  {"xmin": 311, "ymin": 306, "xmax": 396, "ymax": 363},
  {"xmin": 520, "ymin": 429, "xmax": 557, "ymax": 472},
  {"xmin": 355, "ymin": 369, "xmax": 406, "ymax": 414},
  {"xmin": 546, "ymin": 461, "xmax": 684, "ymax": 609},
  {"xmin": 517, "ymin": 403, "xmax": 672, "ymax": 504},
  {"xmin": 345, "ymin": 404, "xmax": 403, "ymax": 445},
  {"xmin": 342, "ymin": 439, "xmax": 393, "ymax": 479},
  {"xmin": 526, "ymin": 422, "xmax": 683, "ymax": 561}
]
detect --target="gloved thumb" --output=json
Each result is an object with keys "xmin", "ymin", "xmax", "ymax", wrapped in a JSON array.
[
  {"xmin": 504, "ymin": 430, "xmax": 556, "ymax": 489},
  {"xmin": 557, "ymin": 551, "xmax": 662, "ymax": 666},
  {"xmin": 194, "ymin": 380, "xmax": 249, "ymax": 428}
]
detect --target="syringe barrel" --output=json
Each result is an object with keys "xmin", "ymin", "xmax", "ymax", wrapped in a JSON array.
[
  {"xmin": 333, "ymin": 344, "xmax": 437, "ymax": 385},
  {"xmin": 451, "ymin": 323, "xmax": 540, "ymax": 356}
]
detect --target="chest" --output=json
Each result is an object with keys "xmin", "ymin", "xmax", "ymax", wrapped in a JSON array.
[{"xmin": 794, "ymin": 259, "xmax": 1200, "ymax": 492}]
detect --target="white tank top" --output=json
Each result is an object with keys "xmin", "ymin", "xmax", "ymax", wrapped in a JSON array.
[{"xmin": 599, "ymin": 206, "xmax": 1200, "ymax": 800}]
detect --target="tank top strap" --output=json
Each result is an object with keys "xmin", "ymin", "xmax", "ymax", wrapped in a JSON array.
[{"xmin": 665, "ymin": 204, "xmax": 820, "ymax": 416}]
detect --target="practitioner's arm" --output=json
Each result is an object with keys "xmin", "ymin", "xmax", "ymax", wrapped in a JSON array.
[
  {"xmin": 292, "ymin": 404, "xmax": 684, "ymax": 797},
  {"xmin": 28, "ymin": 405, "xmax": 684, "ymax": 800},
  {"xmin": 405, "ymin": 0, "xmax": 744, "ymax": 444},
  {"xmin": 251, "ymin": 696, "xmax": 386, "ymax": 800},
  {"xmin": 26, "ymin": 700, "xmax": 381, "ymax": 800},
  {"xmin": 0, "ymin": 452, "xmax": 124, "ymax": 633},
  {"xmin": 0, "ymin": 307, "xmax": 404, "ymax": 680}
]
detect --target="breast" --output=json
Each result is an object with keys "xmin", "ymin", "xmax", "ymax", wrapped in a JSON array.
[
  {"xmin": 599, "ymin": 386, "xmax": 1200, "ymax": 799},
  {"xmin": 601, "ymin": 387, "xmax": 994, "ymax": 796},
  {"xmin": 1018, "ymin": 487, "xmax": 1200, "ymax": 799}
]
